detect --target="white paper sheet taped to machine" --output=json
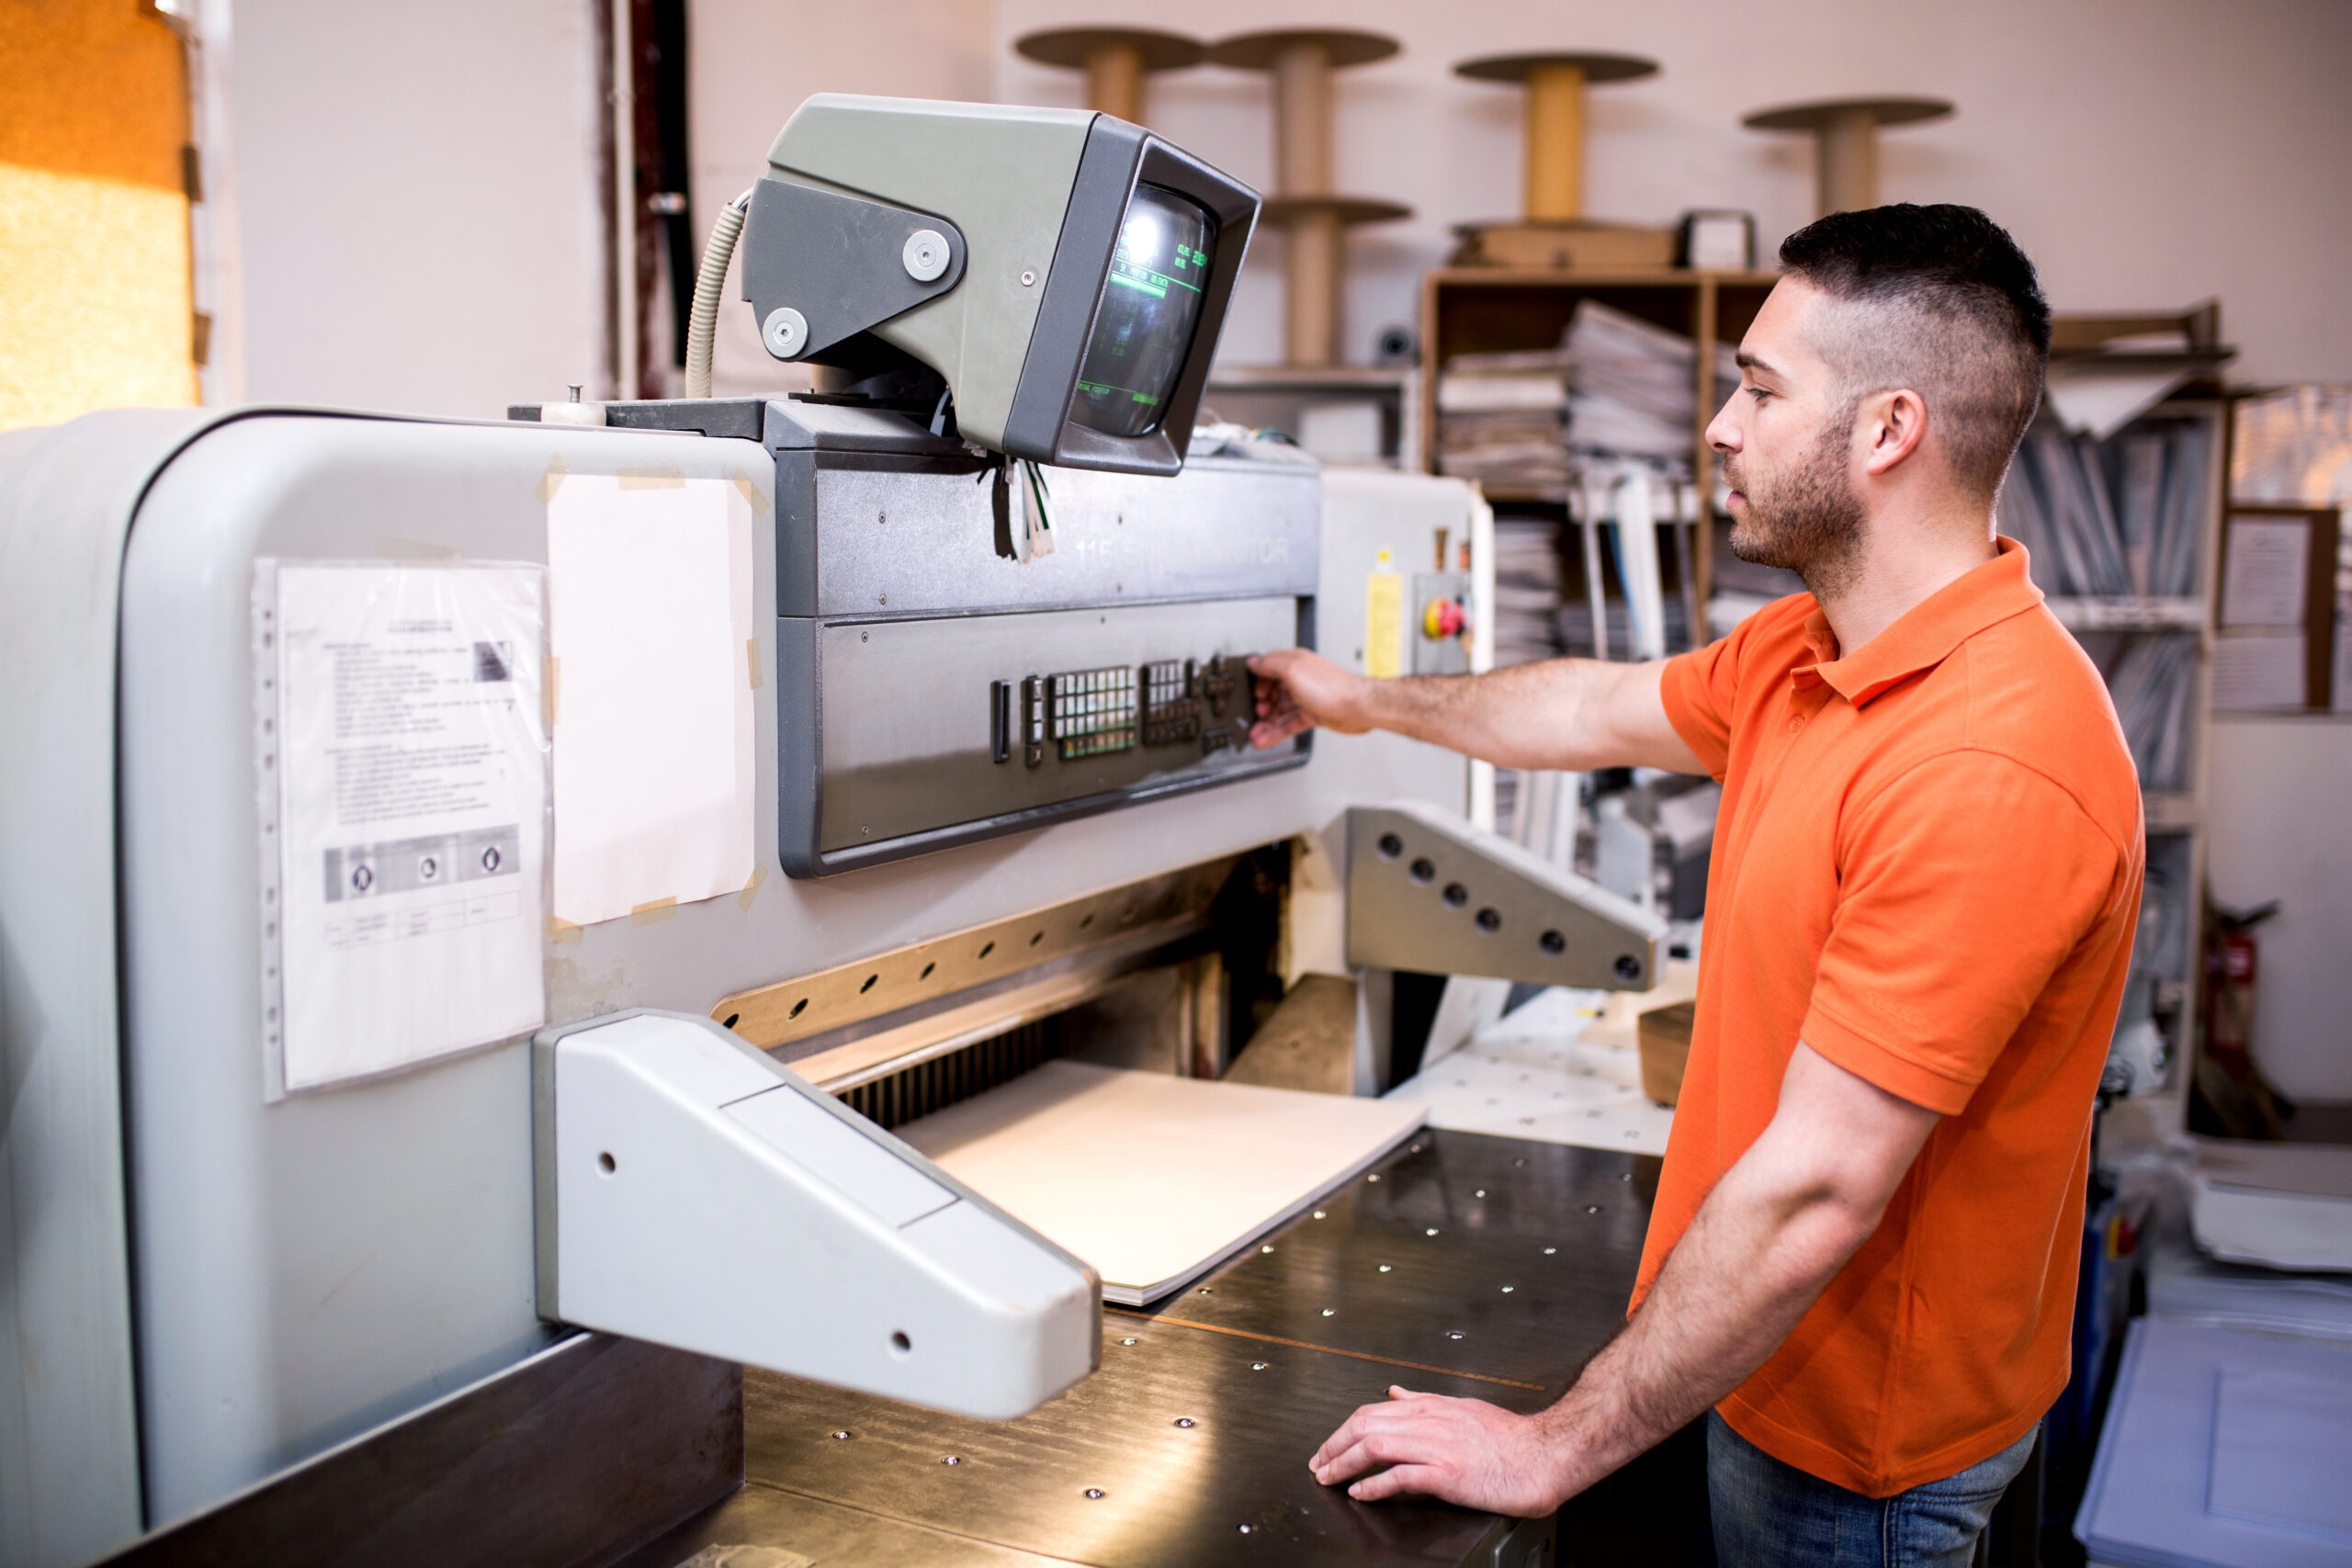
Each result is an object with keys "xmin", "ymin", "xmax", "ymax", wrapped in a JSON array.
[
  {"xmin": 269, "ymin": 563, "xmax": 548, "ymax": 1091},
  {"xmin": 896, "ymin": 1062, "xmax": 1425, "ymax": 1305},
  {"xmin": 547, "ymin": 471, "xmax": 756, "ymax": 927}
]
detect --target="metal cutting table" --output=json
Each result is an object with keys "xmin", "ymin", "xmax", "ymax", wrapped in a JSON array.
[{"xmin": 615, "ymin": 1130, "xmax": 1665, "ymax": 1568}]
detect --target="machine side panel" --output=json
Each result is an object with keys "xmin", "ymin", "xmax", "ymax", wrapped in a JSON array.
[
  {"xmin": 116, "ymin": 414, "xmax": 775, "ymax": 1528},
  {"xmin": 0, "ymin": 410, "xmax": 210, "ymax": 1568}
]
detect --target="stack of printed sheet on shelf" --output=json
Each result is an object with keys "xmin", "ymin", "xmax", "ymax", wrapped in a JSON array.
[
  {"xmin": 1998, "ymin": 420, "xmax": 2211, "ymax": 790},
  {"xmin": 1998, "ymin": 421, "xmax": 2211, "ymax": 598},
  {"xmin": 1560, "ymin": 300, "xmax": 1738, "ymax": 472},
  {"xmin": 2103, "ymin": 634, "xmax": 2198, "ymax": 791},
  {"xmin": 1435, "ymin": 349, "xmax": 1572, "ymax": 489},
  {"xmin": 1434, "ymin": 302, "xmax": 1739, "ymax": 489},
  {"xmin": 1492, "ymin": 518, "xmax": 1567, "ymax": 668}
]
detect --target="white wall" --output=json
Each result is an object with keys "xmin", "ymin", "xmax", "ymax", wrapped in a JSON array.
[
  {"xmin": 225, "ymin": 0, "xmax": 605, "ymax": 419},
  {"xmin": 992, "ymin": 0, "xmax": 2352, "ymax": 383},
  {"xmin": 2208, "ymin": 723, "xmax": 2352, "ymax": 1102},
  {"xmin": 214, "ymin": 0, "xmax": 2352, "ymax": 412},
  {"xmin": 686, "ymin": 0, "xmax": 996, "ymax": 398}
]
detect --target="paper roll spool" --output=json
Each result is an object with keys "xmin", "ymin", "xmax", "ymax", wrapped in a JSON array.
[
  {"xmin": 1741, "ymin": 96, "xmax": 1956, "ymax": 218},
  {"xmin": 1013, "ymin": 27, "xmax": 1204, "ymax": 126},
  {"xmin": 1207, "ymin": 28, "xmax": 1411, "ymax": 367},
  {"xmin": 1454, "ymin": 51, "xmax": 1660, "ymax": 224}
]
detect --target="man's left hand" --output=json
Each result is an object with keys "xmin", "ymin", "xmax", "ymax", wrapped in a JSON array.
[{"xmin": 1308, "ymin": 1387, "xmax": 1566, "ymax": 1514}]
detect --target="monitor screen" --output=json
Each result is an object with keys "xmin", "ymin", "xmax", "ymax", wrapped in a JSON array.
[{"xmin": 1070, "ymin": 186, "xmax": 1215, "ymax": 439}]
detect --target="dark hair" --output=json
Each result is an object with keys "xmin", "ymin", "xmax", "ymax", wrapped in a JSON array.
[{"xmin": 1778, "ymin": 204, "xmax": 2051, "ymax": 497}]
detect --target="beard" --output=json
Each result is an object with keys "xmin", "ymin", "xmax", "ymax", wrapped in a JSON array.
[{"xmin": 1724, "ymin": 410, "xmax": 1864, "ymax": 598}]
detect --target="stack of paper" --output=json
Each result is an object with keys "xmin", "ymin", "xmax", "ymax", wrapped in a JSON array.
[
  {"xmin": 1436, "ymin": 351, "xmax": 1571, "ymax": 489},
  {"xmin": 896, "ymin": 1061, "xmax": 1425, "ymax": 1305},
  {"xmin": 2101, "ymin": 633, "xmax": 2198, "ymax": 792},
  {"xmin": 1562, "ymin": 301, "xmax": 1739, "ymax": 472},
  {"xmin": 1997, "ymin": 421, "xmax": 2211, "ymax": 598},
  {"xmin": 1492, "ymin": 518, "xmax": 1566, "ymax": 669},
  {"xmin": 1555, "ymin": 596, "xmax": 1688, "ymax": 660}
]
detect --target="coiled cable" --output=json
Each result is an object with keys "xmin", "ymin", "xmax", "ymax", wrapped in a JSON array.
[{"xmin": 684, "ymin": 187, "xmax": 754, "ymax": 400}]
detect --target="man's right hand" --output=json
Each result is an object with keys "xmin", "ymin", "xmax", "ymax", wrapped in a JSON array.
[
  {"xmin": 1242, "ymin": 646, "xmax": 1703, "ymax": 775},
  {"xmin": 1247, "ymin": 649, "xmax": 1369, "ymax": 748}
]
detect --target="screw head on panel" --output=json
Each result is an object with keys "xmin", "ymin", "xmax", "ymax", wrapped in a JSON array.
[
  {"xmin": 762, "ymin": 306, "xmax": 809, "ymax": 359},
  {"xmin": 903, "ymin": 228, "xmax": 950, "ymax": 281}
]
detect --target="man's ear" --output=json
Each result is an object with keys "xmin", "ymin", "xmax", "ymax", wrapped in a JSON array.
[{"xmin": 1860, "ymin": 388, "xmax": 1928, "ymax": 477}]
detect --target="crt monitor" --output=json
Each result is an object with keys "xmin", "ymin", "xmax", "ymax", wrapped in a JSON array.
[{"xmin": 732, "ymin": 95, "xmax": 1259, "ymax": 478}]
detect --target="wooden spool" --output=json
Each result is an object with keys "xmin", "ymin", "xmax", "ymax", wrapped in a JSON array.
[
  {"xmin": 1205, "ymin": 28, "xmax": 1410, "ymax": 367},
  {"xmin": 1012, "ymin": 27, "xmax": 1204, "ymax": 126},
  {"xmin": 1454, "ymin": 51, "xmax": 1659, "ymax": 223},
  {"xmin": 1741, "ymin": 96, "xmax": 1955, "ymax": 218}
]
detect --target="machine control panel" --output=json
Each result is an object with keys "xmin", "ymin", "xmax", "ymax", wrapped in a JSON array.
[{"xmin": 994, "ymin": 653, "xmax": 1258, "ymax": 767}]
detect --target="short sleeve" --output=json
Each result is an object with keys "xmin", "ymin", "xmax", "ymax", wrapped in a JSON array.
[
  {"xmin": 1659, "ymin": 599, "xmax": 1794, "ymax": 780},
  {"xmin": 1801, "ymin": 750, "xmax": 2125, "ymax": 1115}
]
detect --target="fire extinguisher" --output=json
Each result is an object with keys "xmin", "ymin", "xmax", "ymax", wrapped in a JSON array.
[{"xmin": 2197, "ymin": 898, "xmax": 2291, "ymax": 1138}]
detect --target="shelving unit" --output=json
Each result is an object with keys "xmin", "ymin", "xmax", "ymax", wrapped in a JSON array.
[
  {"xmin": 2018, "ymin": 390, "xmax": 2233, "ymax": 1092},
  {"xmin": 1203, "ymin": 363, "xmax": 1420, "ymax": 470},
  {"xmin": 1418, "ymin": 266, "xmax": 1782, "ymax": 613}
]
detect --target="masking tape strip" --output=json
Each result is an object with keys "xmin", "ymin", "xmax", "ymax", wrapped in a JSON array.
[
  {"xmin": 542, "ymin": 656, "xmax": 560, "ymax": 729},
  {"xmin": 537, "ymin": 457, "xmax": 569, "ymax": 505},
  {"xmin": 730, "ymin": 474, "xmax": 768, "ymax": 514},
  {"xmin": 747, "ymin": 637, "xmax": 763, "ymax": 690},
  {"xmin": 617, "ymin": 467, "xmax": 686, "ymax": 490},
  {"xmin": 631, "ymin": 897, "xmax": 680, "ymax": 926},
  {"xmin": 545, "ymin": 915, "xmax": 583, "ymax": 946},
  {"xmin": 737, "ymin": 862, "xmax": 768, "ymax": 913}
]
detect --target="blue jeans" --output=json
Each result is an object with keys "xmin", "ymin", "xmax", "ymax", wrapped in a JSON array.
[{"xmin": 1707, "ymin": 1410, "xmax": 2039, "ymax": 1568}]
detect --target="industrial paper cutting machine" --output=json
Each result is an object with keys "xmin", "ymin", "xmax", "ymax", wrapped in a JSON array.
[{"xmin": 0, "ymin": 393, "xmax": 1663, "ymax": 1568}]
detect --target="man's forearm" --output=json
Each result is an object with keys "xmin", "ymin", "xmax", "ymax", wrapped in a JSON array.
[
  {"xmin": 1527, "ymin": 1143, "xmax": 1879, "ymax": 1502},
  {"xmin": 1361, "ymin": 659, "xmax": 1620, "ymax": 771}
]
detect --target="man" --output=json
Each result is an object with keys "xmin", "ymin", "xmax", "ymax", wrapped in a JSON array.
[{"xmin": 1247, "ymin": 206, "xmax": 2143, "ymax": 1566}]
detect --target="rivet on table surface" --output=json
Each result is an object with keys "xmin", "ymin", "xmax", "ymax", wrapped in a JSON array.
[
  {"xmin": 830, "ymin": 1430, "xmax": 854, "ymax": 1440},
  {"xmin": 1587, "ymin": 1204, "xmax": 1601, "ymax": 1214},
  {"xmin": 1261, "ymin": 1244, "xmax": 1275, "ymax": 1253},
  {"xmin": 1426, "ymin": 1227, "xmax": 1440, "ymax": 1236},
  {"xmin": 1238, "ymin": 1523, "xmax": 1255, "ymax": 1534},
  {"xmin": 1378, "ymin": 1264, "xmax": 1392, "ymax": 1272},
  {"xmin": 1500, "ymin": 1285, "xmax": 1516, "ymax": 1293},
  {"xmin": 1198, "ymin": 1286, "xmax": 1213, "ymax": 1293},
  {"xmin": 1544, "ymin": 1247, "xmax": 1557, "ymax": 1256},
  {"xmin": 1175, "ymin": 1417, "xmax": 1196, "ymax": 1428},
  {"xmin": 1120, "ymin": 1337, "xmax": 1137, "ymax": 1345},
  {"xmin": 941, "ymin": 1455, "xmax": 960, "ymax": 1465},
  {"xmin": 1474, "ymin": 1189, "xmax": 1487, "ymax": 1197},
  {"xmin": 1321, "ymin": 1307, "xmax": 1336, "ymax": 1316},
  {"xmin": 1313, "ymin": 1210, "xmax": 1327, "ymax": 1220},
  {"xmin": 1084, "ymin": 1487, "xmax": 1105, "ymax": 1499},
  {"xmin": 1447, "ymin": 1331, "xmax": 1465, "ymax": 1340},
  {"xmin": 1366, "ymin": 1174, "xmax": 1380, "ymax": 1182},
  {"xmin": 1250, "ymin": 1360, "xmax": 1269, "ymax": 1371}
]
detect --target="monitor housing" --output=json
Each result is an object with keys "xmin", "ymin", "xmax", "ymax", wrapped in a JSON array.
[{"xmin": 742, "ymin": 95, "xmax": 1258, "ymax": 478}]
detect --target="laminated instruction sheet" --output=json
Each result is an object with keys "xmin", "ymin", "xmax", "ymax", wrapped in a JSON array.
[{"xmin": 266, "ymin": 563, "xmax": 548, "ymax": 1092}]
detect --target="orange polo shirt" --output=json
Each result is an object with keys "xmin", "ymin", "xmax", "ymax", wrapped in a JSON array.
[{"xmin": 1631, "ymin": 538, "xmax": 2143, "ymax": 1497}]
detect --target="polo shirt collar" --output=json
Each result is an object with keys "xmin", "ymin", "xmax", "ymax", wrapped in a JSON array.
[{"xmin": 1798, "ymin": 538, "xmax": 2046, "ymax": 707}]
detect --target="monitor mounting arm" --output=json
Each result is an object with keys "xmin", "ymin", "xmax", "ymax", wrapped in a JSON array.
[{"xmin": 739, "ymin": 177, "xmax": 968, "ymax": 365}]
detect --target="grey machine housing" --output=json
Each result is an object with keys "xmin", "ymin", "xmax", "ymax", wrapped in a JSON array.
[{"xmin": 744, "ymin": 95, "xmax": 1258, "ymax": 477}]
